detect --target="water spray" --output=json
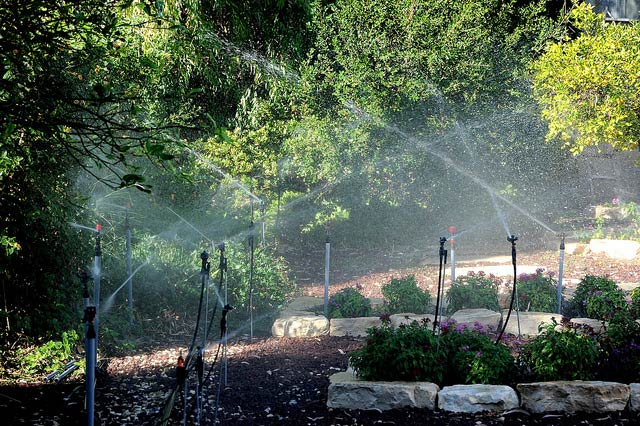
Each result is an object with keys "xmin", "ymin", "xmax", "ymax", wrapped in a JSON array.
[
  {"xmin": 557, "ymin": 233, "xmax": 565, "ymax": 314},
  {"xmin": 496, "ymin": 235, "xmax": 521, "ymax": 344},
  {"xmin": 433, "ymin": 237, "xmax": 448, "ymax": 332}
]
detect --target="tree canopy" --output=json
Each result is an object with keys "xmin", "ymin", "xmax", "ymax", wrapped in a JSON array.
[{"xmin": 532, "ymin": 2, "xmax": 640, "ymax": 153}]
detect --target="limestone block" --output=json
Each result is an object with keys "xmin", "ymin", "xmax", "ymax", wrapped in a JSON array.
[
  {"xmin": 518, "ymin": 381, "xmax": 630, "ymax": 414},
  {"xmin": 565, "ymin": 243, "xmax": 589, "ymax": 255},
  {"xmin": 449, "ymin": 309, "xmax": 501, "ymax": 331},
  {"xmin": 630, "ymin": 383, "xmax": 640, "ymax": 412},
  {"xmin": 589, "ymin": 239, "xmax": 640, "ymax": 260},
  {"xmin": 327, "ymin": 372, "xmax": 439, "ymax": 411},
  {"xmin": 390, "ymin": 313, "xmax": 435, "ymax": 329},
  {"xmin": 437, "ymin": 384, "xmax": 519, "ymax": 413},
  {"xmin": 569, "ymin": 318, "xmax": 606, "ymax": 334},
  {"xmin": 500, "ymin": 311, "xmax": 557, "ymax": 336},
  {"xmin": 271, "ymin": 315, "xmax": 329, "ymax": 337},
  {"xmin": 330, "ymin": 317, "xmax": 381, "ymax": 337}
]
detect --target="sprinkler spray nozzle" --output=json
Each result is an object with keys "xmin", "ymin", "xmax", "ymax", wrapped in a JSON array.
[
  {"xmin": 507, "ymin": 235, "xmax": 518, "ymax": 244},
  {"xmin": 216, "ymin": 243, "xmax": 225, "ymax": 252}
]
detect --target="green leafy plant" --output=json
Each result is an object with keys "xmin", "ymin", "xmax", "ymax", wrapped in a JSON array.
[
  {"xmin": 597, "ymin": 310, "xmax": 640, "ymax": 383},
  {"xmin": 446, "ymin": 272, "xmax": 501, "ymax": 313},
  {"xmin": 14, "ymin": 329, "xmax": 80, "ymax": 378},
  {"xmin": 631, "ymin": 287, "xmax": 640, "ymax": 319},
  {"xmin": 439, "ymin": 322, "xmax": 516, "ymax": 386},
  {"xmin": 570, "ymin": 275, "xmax": 627, "ymax": 320},
  {"xmin": 328, "ymin": 287, "xmax": 371, "ymax": 319},
  {"xmin": 516, "ymin": 268, "xmax": 557, "ymax": 312},
  {"xmin": 520, "ymin": 318, "xmax": 599, "ymax": 381},
  {"xmin": 382, "ymin": 275, "xmax": 431, "ymax": 315},
  {"xmin": 349, "ymin": 319, "xmax": 446, "ymax": 383}
]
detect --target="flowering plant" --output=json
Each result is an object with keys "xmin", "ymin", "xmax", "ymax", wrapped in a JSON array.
[
  {"xmin": 516, "ymin": 268, "xmax": 557, "ymax": 312},
  {"xmin": 381, "ymin": 275, "xmax": 431, "ymax": 314},
  {"xmin": 570, "ymin": 275, "xmax": 627, "ymax": 320},
  {"xmin": 446, "ymin": 271, "xmax": 501, "ymax": 313}
]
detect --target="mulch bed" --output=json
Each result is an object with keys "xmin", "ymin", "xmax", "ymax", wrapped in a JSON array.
[{"xmin": 1, "ymin": 335, "xmax": 639, "ymax": 425}]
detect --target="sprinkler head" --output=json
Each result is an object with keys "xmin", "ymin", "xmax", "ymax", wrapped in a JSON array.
[
  {"xmin": 449, "ymin": 226, "xmax": 455, "ymax": 234},
  {"xmin": 216, "ymin": 242, "xmax": 225, "ymax": 252},
  {"xmin": 95, "ymin": 224, "xmax": 102, "ymax": 233},
  {"xmin": 439, "ymin": 236, "xmax": 447, "ymax": 245},
  {"xmin": 507, "ymin": 235, "xmax": 518, "ymax": 244},
  {"xmin": 200, "ymin": 250, "xmax": 209, "ymax": 261}
]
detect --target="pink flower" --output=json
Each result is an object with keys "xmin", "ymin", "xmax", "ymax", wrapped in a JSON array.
[{"xmin": 612, "ymin": 198, "xmax": 620, "ymax": 206}]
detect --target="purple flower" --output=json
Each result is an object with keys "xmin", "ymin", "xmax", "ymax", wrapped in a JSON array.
[
  {"xmin": 475, "ymin": 351, "xmax": 483, "ymax": 358},
  {"xmin": 355, "ymin": 283, "xmax": 364, "ymax": 291},
  {"xmin": 612, "ymin": 198, "xmax": 620, "ymax": 206}
]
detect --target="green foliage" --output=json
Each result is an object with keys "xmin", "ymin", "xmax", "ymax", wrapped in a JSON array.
[
  {"xmin": 532, "ymin": 2, "xmax": 640, "ymax": 153},
  {"xmin": 14, "ymin": 330, "xmax": 80, "ymax": 377},
  {"xmin": 632, "ymin": 287, "xmax": 640, "ymax": 318},
  {"xmin": 381, "ymin": 275, "xmax": 431, "ymax": 315},
  {"xmin": 516, "ymin": 268, "xmax": 557, "ymax": 312},
  {"xmin": 349, "ymin": 319, "xmax": 515, "ymax": 386},
  {"xmin": 446, "ymin": 272, "xmax": 501, "ymax": 313},
  {"xmin": 224, "ymin": 243, "xmax": 297, "ymax": 330},
  {"xmin": 440, "ymin": 324, "xmax": 516, "ymax": 386},
  {"xmin": 570, "ymin": 275, "xmax": 627, "ymax": 320},
  {"xmin": 520, "ymin": 318, "xmax": 599, "ymax": 381},
  {"xmin": 598, "ymin": 310, "xmax": 640, "ymax": 383},
  {"xmin": 349, "ymin": 320, "xmax": 446, "ymax": 383},
  {"xmin": 328, "ymin": 287, "xmax": 371, "ymax": 319}
]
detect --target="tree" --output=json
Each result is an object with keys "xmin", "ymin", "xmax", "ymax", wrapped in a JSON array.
[{"xmin": 532, "ymin": 2, "xmax": 640, "ymax": 153}]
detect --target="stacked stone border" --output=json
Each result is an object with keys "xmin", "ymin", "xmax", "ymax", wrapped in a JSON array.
[{"xmin": 328, "ymin": 374, "xmax": 640, "ymax": 415}]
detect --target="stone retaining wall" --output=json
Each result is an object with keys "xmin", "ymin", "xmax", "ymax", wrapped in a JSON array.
[{"xmin": 328, "ymin": 373, "xmax": 640, "ymax": 415}]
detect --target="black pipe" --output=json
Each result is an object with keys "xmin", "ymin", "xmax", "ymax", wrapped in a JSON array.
[
  {"xmin": 496, "ymin": 235, "xmax": 518, "ymax": 344},
  {"xmin": 433, "ymin": 237, "xmax": 447, "ymax": 332}
]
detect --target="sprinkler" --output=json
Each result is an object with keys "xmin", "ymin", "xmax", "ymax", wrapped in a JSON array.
[
  {"xmin": 200, "ymin": 251, "xmax": 210, "ymax": 345},
  {"xmin": 433, "ymin": 237, "xmax": 448, "ymax": 332},
  {"xmin": 557, "ymin": 233, "xmax": 565, "ymax": 314},
  {"xmin": 249, "ymin": 201, "xmax": 255, "ymax": 339},
  {"xmin": 323, "ymin": 228, "xmax": 331, "ymax": 318},
  {"xmin": 125, "ymin": 204, "xmax": 133, "ymax": 326},
  {"xmin": 496, "ymin": 235, "xmax": 521, "ymax": 344},
  {"xmin": 449, "ymin": 226, "xmax": 456, "ymax": 283},
  {"xmin": 93, "ymin": 224, "xmax": 101, "ymax": 372},
  {"xmin": 83, "ymin": 305, "xmax": 97, "ymax": 426},
  {"xmin": 220, "ymin": 304, "xmax": 233, "ymax": 339}
]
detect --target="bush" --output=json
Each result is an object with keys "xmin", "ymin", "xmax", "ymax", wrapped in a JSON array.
[
  {"xmin": 13, "ymin": 329, "xmax": 80, "ymax": 378},
  {"xmin": 570, "ymin": 275, "xmax": 627, "ymax": 320},
  {"xmin": 440, "ymin": 322, "xmax": 516, "ymax": 386},
  {"xmin": 598, "ymin": 310, "xmax": 640, "ymax": 383},
  {"xmin": 382, "ymin": 275, "xmax": 431, "ymax": 314},
  {"xmin": 516, "ymin": 268, "xmax": 557, "ymax": 312},
  {"xmin": 446, "ymin": 272, "xmax": 501, "ymax": 313},
  {"xmin": 328, "ymin": 287, "xmax": 371, "ymax": 319},
  {"xmin": 349, "ymin": 319, "xmax": 446, "ymax": 383},
  {"xmin": 631, "ymin": 287, "xmax": 640, "ymax": 319},
  {"xmin": 520, "ymin": 318, "xmax": 599, "ymax": 381}
]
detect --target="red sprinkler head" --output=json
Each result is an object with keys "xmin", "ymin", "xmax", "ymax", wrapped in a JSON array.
[
  {"xmin": 177, "ymin": 352, "xmax": 184, "ymax": 368},
  {"xmin": 96, "ymin": 224, "xmax": 102, "ymax": 232},
  {"xmin": 449, "ymin": 226, "xmax": 455, "ymax": 234}
]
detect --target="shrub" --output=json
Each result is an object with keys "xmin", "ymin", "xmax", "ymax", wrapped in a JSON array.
[
  {"xmin": 328, "ymin": 287, "xmax": 371, "ymax": 319},
  {"xmin": 349, "ymin": 319, "xmax": 446, "ymax": 383},
  {"xmin": 382, "ymin": 275, "xmax": 431, "ymax": 314},
  {"xmin": 631, "ymin": 287, "xmax": 640, "ymax": 319},
  {"xmin": 516, "ymin": 268, "xmax": 557, "ymax": 312},
  {"xmin": 440, "ymin": 323, "xmax": 516, "ymax": 386},
  {"xmin": 520, "ymin": 318, "xmax": 599, "ymax": 381},
  {"xmin": 446, "ymin": 272, "xmax": 501, "ymax": 313},
  {"xmin": 598, "ymin": 310, "xmax": 640, "ymax": 383},
  {"xmin": 570, "ymin": 275, "xmax": 627, "ymax": 320}
]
